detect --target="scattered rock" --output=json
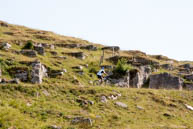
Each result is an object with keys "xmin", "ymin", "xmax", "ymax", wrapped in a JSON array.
[
  {"xmin": 71, "ymin": 117, "xmax": 93, "ymax": 126},
  {"xmin": 8, "ymin": 78, "xmax": 20, "ymax": 84},
  {"xmin": 137, "ymin": 105, "xmax": 144, "ymax": 110},
  {"xmin": 42, "ymin": 90, "xmax": 50, "ymax": 96},
  {"xmin": 49, "ymin": 70, "xmax": 64, "ymax": 77},
  {"xmin": 76, "ymin": 70, "xmax": 84, "ymax": 75},
  {"xmin": 34, "ymin": 45, "xmax": 45, "ymax": 55},
  {"xmin": 0, "ymin": 43, "xmax": 11, "ymax": 50},
  {"xmin": 62, "ymin": 69, "xmax": 67, "ymax": 73},
  {"xmin": 8, "ymin": 67, "xmax": 29, "ymax": 82},
  {"xmin": 185, "ymin": 104, "xmax": 193, "ymax": 111},
  {"xmin": 102, "ymin": 46, "xmax": 120, "ymax": 51},
  {"xmin": 115, "ymin": 102, "xmax": 128, "ymax": 108},
  {"xmin": 80, "ymin": 45, "xmax": 97, "ymax": 51},
  {"xmin": 21, "ymin": 50, "xmax": 37, "ymax": 57},
  {"xmin": 31, "ymin": 60, "xmax": 47, "ymax": 84},
  {"xmin": 183, "ymin": 83, "xmax": 193, "ymax": 90},
  {"xmin": 184, "ymin": 74, "xmax": 193, "ymax": 81},
  {"xmin": 161, "ymin": 64, "xmax": 174, "ymax": 70},
  {"xmin": 65, "ymin": 52, "xmax": 86, "ymax": 60},
  {"xmin": 149, "ymin": 72, "xmax": 183, "ymax": 90},
  {"xmin": 48, "ymin": 125, "xmax": 62, "ymax": 129},
  {"xmin": 101, "ymin": 96, "xmax": 108, "ymax": 103},
  {"xmin": 56, "ymin": 43, "xmax": 81, "ymax": 48}
]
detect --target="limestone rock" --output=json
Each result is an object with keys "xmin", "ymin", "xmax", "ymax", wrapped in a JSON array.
[
  {"xmin": 56, "ymin": 43, "xmax": 80, "ymax": 48},
  {"xmin": 102, "ymin": 46, "xmax": 120, "ymax": 51},
  {"xmin": 72, "ymin": 66, "xmax": 83, "ymax": 70},
  {"xmin": 80, "ymin": 45, "xmax": 97, "ymax": 51},
  {"xmin": 0, "ymin": 43, "xmax": 11, "ymax": 50},
  {"xmin": 21, "ymin": 50, "xmax": 37, "ymax": 57},
  {"xmin": 184, "ymin": 74, "xmax": 193, "ymax": 81},
  {"xmin": 34, "ymin": 45, "xmax": 45, "ymax": 55},
  {"xmin": 66, "ymin": 52, "xmax": 86, "ymax": 60},
  {"xmin": 161, "ymin": 64, "xmax": 174, "ymax": 70},
  {"xmin": 149, "ymin": 72, "xmax": 183, "ymax": 90},
  {"xmin": 115, "ymin": 102, "xmax": 128, "ymax": 108},
  {"xmin": 31, "ymin": 61, "xmax": 47, "ymax": 84},
  {"xmin": 71, "ymin": 117, "xmax": 93, "ymax": 126},
  {"xmin": 101, "ymin": 96, "xmax": 108, "ymax": 103}
]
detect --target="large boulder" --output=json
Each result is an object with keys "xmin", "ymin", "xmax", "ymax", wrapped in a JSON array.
[
  {"xmin": 149, "ymin": 72, "xmax": 183, "ymax": 90},
  {"xmin": 184, "ymin": 74, "xmax": 193, "ymax": 81},
  {"xmin": 21, "ymin": 50, "xmax": 37, "ymax": 57},
  {"xmin": 65, "ymin": 52, "xmax": 86, "ymax": 60},
  {"xmin": 31, "ymin": 61, "xmax": 47, "ymax": 84},
  {"xmin": 130, "ymin": 66, "xmax": 152, "ymax": 88}
]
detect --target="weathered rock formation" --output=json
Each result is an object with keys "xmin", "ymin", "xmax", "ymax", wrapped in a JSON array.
[
  {"xmin": 21, "ymin": 50, "xmax": 37, "ymax": 57},
  {"xmin": 0, "ymin": 43, "xmax": 11, "ymax": 50},
  {"xmin": 34, "ymin": 45, "xmax": 45, "ymax": 55},
  {"xmin": 31, "ymin": 61, "xmax": 47, "ymax": 84},
  {"xmin": 149, "ymin": 72, "xmax": 183, "ymax": 90},
  {"xmin": 80, "ymin": 45, "xmax": 97, "ymax": 51},
  {"xmin": 65, "ymin": 52, "xmax": 86, "ymax": 60}
]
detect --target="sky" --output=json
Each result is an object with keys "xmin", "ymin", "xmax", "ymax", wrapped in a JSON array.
[{"xmin": 0, "ymin": 0, "xmax": 193, "ymax": 61}]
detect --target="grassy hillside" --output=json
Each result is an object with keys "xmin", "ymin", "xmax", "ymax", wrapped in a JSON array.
[{"xmin": 0, "ymin": 21, "xmax": 193, "ymax": 129}]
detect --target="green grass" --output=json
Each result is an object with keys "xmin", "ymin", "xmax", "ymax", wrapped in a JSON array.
[{"xmin": 1, "ymin": 21, "xmax": 193, "ymax": 129}]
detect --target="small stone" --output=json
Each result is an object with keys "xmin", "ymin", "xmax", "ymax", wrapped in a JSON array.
[
  {"xmin": 101, "ymin": 96, "xmax": 108, "ymax": 103},
  {"xmin": 48, "ymin": 125, "xmax": 62, "ymax": 129},
  {"xmin": 88, "ymin": 100, "xmax": 94, "ymax": 105},
  {"xmin": 137, "ymin": 105, "xmax": 144, "ymax": 110},
  {"xmin": 42, "ymin": 90, "xmax": 50, "ymax": 96},
  {"xmin": 71, "ymin": 117, "xmax": 92, "ymax": 126},
  {"xmin": 115, "ymin": 102, "xmax": 128, "ymax": 108},
  {"xmin": 62, "ymin": 69, "xmax": 67, "ymax": 73}
]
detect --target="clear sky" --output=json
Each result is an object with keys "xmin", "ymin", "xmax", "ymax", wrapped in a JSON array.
[{"xmin": 1, "ymin": 0, "xmax": 193, "ymax": 61}]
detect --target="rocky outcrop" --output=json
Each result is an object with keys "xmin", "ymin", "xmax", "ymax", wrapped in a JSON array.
[
  {"xmin": 110, "ymin": 66, "xmax": 151, "ymax": 88},
  {"xmin": 56, "ymin": 43, "xmax": 80, "ymax": 48},
  {"xmin": 161, "ymin": 64, "xmax": 174, "ymax": 70},
  {"xmin": 102, "ymin": 46, "xmax": 120, "ymax": 51},
  {"xmin": 149, "ymin": 73, "xmax": 183, "ymax": 90},
  {"xmin": 0, "ymin": 43, "xmax": 11, "ymax": 50},
  {"xmin": 184, "ymin": 74, "xmax": 193, "ymax": 81},
  {"xmin": 8, "ymin": 67, "xmax": 29, "ymax": 82},
  {"xmin": 0, "ymin": 21, "xmax": 9, "ymax": 27},
  {"xmin": 34, "ymin": 45, "xmax": 45, "ymax": 55},
  {"xmin": 65, "ymin": 52, "xmax": 86, "ymax": 60},
  {"xmin": 21, "ymin": 50, "xmax": 37, "ymax": 57},
  {"xmin": 31, "ymin": 61, "xmax": 47, "ymax": 84},
  {"xmin": 130, "ymin": 66, "xmax": 151, "ymax": 88},
  {"xmin": 48, "ymin": 70, "xmax": 64, "ymax": 77},
  {"xmin": 80, "ymin": 45, "xmax": 97, "ymax": 51},
  {"xmin": 184, "ymin": 83, "xmax": 193, "ymax": 90}
]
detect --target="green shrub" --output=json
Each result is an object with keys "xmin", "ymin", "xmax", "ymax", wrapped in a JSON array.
[
  {"xmin": 23, "ymin": 40, "xmax": 33, "ymax": 49},
  {"xmin": 113, "ymin": 59, "xmax": 133, "ymax": 76}
]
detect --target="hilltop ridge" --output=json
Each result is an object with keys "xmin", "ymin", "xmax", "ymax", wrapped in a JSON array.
[{"xmin": 0, "ymin": 20, "xmax": 193, "ymax": 129}]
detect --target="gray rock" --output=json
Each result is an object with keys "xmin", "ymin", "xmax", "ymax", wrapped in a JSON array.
[
  {"xmin": 62, "ymin": 69, "xmax": 67, "ymax": 73},
  {"xmin": 71, "ymin": 117, "xmax": 92, "ymax": 126},
  {"xmin": 13, "ymin": 68, "xmax": 28, "ymax": 82},
  {"xmin": 34, "ymin": 45, "xmax": 45, "ymax": 55},
  {"xmin": 65, "ymin": 52, "xmax": 86, "ymax": 60},
  {"xmin": 101, "ymin": 96, "xmax": 108, "ymax": 103},
  {"xmin": 149, "ymin": 72, "xmax": 183, "ymax": 90},
  {"xmin": 49, "ymin": 70, "xmax": 64, "ymax": 77},
  {"xmin": 115, "ymin": 102, "xmax": 128, "ymax": 108},
  {"xmin": 48, "ymin": 125, "xmax": 62, "ymax": 129},
  {"xmin": 130, "ymin": 66, "xmax": 152, "ymax": 88},
  {"xmin": 184, "ymin": 74, "xmax": 193, "ymax": 81},
  {"xmin": 56, "ymin": 43, "xmax": 81, "ymax": 48},
  {"xmin": 161, "ymin": 64, "xmax": 174, "ymax": 70},
  {"xmin": 184, "ymin": 83, "xmax": 193, "ymax": 90},
  {"xmin": 21, "ymin": 50, "xmax": 37, "ymax": 57},
  {"xmin": 80, "ymin": 45, "xmax": 97, "ymax": 51},
  {"xmin": 0, "ymin": 43, "xmax": 11, "ymax": 50},
  {"xmin": 102, "ymin": 46, "xmax": 120, "ymax": 51},
  {"xmin": 9, "ymin": 78, "xmax": 20, "ymax": 84},
  {"xmin": 0, "ymin": 69, "xmax": 2, "ymax": 83},
  {"xmin": 31, "ymin": 61, "xmax": 47, "ymax": 84}
]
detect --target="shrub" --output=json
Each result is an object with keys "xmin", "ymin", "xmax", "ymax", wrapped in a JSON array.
[
  {"xmin": 23, "ymin": 40, "xmax": 33, "ymax": 49},
  {"xmin": 113, "ymin": 59, "xmax": 133, "ymax": 76}
]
